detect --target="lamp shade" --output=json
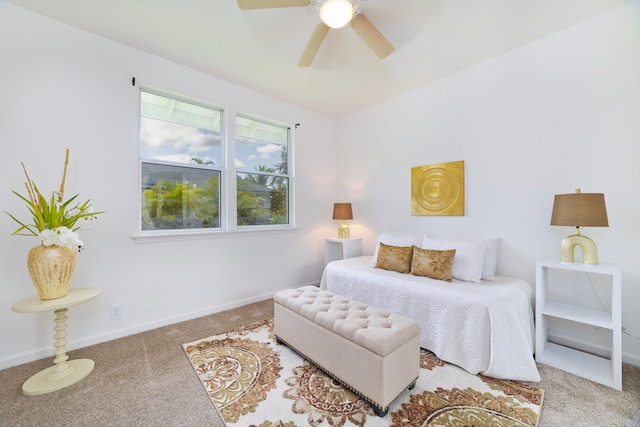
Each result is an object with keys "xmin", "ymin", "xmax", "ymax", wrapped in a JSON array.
[
  {"xmin": 332, "ymin": 203, "xmax": 353, "ymax": 220},
  {"xmin": 550, "ymin": 191, "xmax": 608, "ymax": 227},
  {"xmin": 319, "ymin": 0, "xmax": 354, "ymax": 29}
]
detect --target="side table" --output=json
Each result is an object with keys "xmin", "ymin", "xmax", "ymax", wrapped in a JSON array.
[
  {"xmin": 12, "ymin": 287, "xmax": 102, "ymax": 395},
  {"xmin": 324, "ymin": 238, "xmax": 362, "ymax": 267}
]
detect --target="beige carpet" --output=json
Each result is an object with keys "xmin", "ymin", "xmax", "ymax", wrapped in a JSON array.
[
  {"xmin": 0, "ymin": 298, "xmax": 639, "ymax": 426},
  {"xmin": 183, "ymin": 317, "xmax": 543, "ymax": 426}
]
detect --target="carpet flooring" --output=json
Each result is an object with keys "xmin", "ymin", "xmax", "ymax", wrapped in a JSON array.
[{"xmin": 1, "ymin": 298, "xmax": 639, "ymax": 426}]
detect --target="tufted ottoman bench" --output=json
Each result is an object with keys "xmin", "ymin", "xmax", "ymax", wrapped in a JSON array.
[{"xmin": 274, "ymin": 285, "xmax": 420, "ymax": 416}]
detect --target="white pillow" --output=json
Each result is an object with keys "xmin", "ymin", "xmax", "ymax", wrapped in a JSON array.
[
  {"xmin": 371, "ymin": 232, "xmax": 423, "ymax": 265},
  {"xmin": 421, "ymin": 236, "xmax": 488, "ymax": 283},
  {"xmin": 420, "ymin": 236, "xmax": 499, "ymax": 280},
  {"xmin": 481, "ymin": 238, "xmax": 499, "ymax": 280}
]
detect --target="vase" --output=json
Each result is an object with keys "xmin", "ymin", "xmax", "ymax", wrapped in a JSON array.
[{"xmin": 27, "ymin": 244, "xmax": 77, "ymax": 300}]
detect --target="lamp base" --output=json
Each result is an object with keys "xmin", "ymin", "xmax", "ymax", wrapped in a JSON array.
[
  {"xmin": 338, "ymin": 223, "xmax": 350, "ymax": 240},
  {"xmin": 560, "ymin": 233, "xmax": 599, "ymax": 264}
]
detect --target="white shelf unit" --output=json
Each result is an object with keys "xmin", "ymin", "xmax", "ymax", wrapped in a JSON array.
[
  {"xmin": 535, "ymin": 257, "xmax": 622, "ymax": 390},
  {"xmin": 324, "ymin": 238, "xmax": 362, "ymax": 267}
]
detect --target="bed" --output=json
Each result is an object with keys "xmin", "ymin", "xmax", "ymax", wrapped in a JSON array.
[{"xmin": 319, "ymin": 233, "xmax": 540, "ymax": 382}]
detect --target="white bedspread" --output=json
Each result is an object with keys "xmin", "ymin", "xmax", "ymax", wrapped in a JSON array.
[{"xmin": 320, "ymin": 256, "xmax": 540, "ymax": 382}]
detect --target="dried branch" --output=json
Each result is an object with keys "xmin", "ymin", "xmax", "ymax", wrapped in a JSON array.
[
  {"xmin": 59, "ymin": 148, "xmax": 70, "ymax": 202},
  {"xmin": 20, "ymin": 162, "xmax": 38, "ymax": 209}
]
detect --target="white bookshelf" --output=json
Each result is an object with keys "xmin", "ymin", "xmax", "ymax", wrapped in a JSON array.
[{"xmin": 535, "ymin": 257, "xmax": 622, "ymax": 390}]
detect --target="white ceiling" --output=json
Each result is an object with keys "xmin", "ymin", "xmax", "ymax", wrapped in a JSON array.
[{"xmin": 7, "ymin": 0, "xmax": 630, "ymax": 117}]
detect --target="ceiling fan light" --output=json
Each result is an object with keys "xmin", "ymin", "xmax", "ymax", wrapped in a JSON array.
[{"xmin": 319, "ymin": 0, "xmax": 354, "ymax": 29}]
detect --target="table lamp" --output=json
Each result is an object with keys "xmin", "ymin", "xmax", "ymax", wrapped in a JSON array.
[
  {"xmin": 550, "ymin": 189, "xmax": 608, "ymax": 264},
  {"xmin": 332, "ymin": 202, "xmax": 353, "ymax": 239}
]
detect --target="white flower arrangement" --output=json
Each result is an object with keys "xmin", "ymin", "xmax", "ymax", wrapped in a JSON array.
[{"xmin": 39, "ymin": 227, "xmax": 83, "ymax": 249}]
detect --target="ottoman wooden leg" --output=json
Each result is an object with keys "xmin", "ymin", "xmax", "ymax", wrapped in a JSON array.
[{"xmin": 372, "ymin": 405, "xmax": 388, "ymax": 417}]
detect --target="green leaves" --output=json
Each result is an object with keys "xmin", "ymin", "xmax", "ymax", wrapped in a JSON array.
[
  {"xmin": 6, "ymin": 150, "xmax": 103, "ymax": 240},
  {"xmin": 6, "ymin": 185, "xmax": 102, "ymax": 237}
]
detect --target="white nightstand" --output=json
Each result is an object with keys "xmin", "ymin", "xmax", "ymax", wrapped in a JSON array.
[
  {"xmin": 12, "ymin": 287, "xmax": 102, "ymax": 395},
  {"xmin": 324, "ymin": 238, "xmax": 362, "ymax": 266},
  {"xmin": 535, "ymin": 257, "xmax": 621, "ymax": 390}
]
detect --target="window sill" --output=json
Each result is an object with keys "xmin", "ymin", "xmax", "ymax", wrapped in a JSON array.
[{"xmin": 132, "ymin": 226, "xmax": 298, "ymax": 244}]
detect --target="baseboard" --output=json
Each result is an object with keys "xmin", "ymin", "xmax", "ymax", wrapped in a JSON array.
[
  {"xmin": 548, "ymin": 332, "xmax": 640, "ymax": 368},
  {"xmin": 0, "ymin": 281, "xmax": 319, "ymax": 371}
]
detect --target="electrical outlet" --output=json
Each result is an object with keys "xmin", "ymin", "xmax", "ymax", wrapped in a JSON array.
[{"xmin": 110, "ymin": 304, "xmax": 123, "ymax": 321}]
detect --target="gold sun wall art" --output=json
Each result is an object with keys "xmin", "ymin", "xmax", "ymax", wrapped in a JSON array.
[{"xmin": 411, "ymin": 160, "xmax": 464, "ymax": 216}]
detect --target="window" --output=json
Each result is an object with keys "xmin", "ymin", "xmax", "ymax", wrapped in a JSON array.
[
  {"xmin": 137, "ymin": 87, "xmax": 294, "ymax": 236},
  {"xmin": 236, "ymin": 116, "xmax": 291, "ymax": 227},
  {"xmin": 139, "ymin": 88, "xmax": 223, "ymax": 232}
]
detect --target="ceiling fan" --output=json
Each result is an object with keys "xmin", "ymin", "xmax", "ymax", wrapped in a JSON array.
[{"xmin": 237, "ymin": 0, "xmax": 394, "ymax": 67}]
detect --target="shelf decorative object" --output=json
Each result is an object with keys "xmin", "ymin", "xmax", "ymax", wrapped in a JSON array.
[
  {"xmin": 332, "ymin": 202, "xmax": 353, "ymax": 239},
  {"xmin": 27, "ymin": 244, "xmax": 77, "ymax": 300},
  {"xmin": 5, "ymin": 149, "xmax": 103, "ymax": 300},
  {"xmin": 550, "ymin": 189, "xmax": 608, "ymax": 264}
]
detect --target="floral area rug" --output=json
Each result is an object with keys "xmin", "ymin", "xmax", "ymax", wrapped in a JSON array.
[{"xmin": 182, "ymin": 318, "xmax": 543, "ymax": 427}]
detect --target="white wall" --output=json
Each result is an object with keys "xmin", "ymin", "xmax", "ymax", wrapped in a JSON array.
[
  {"xmin": 2, "ymin": 0, "xmax": 639, "ymax": 371},
  {"xmin": 337, "ymin": 1, "xmax": 640, "ymax": 366},
  {"xmin": 0, "ymin": 1, "xmax": 339, "ymax": 369}
]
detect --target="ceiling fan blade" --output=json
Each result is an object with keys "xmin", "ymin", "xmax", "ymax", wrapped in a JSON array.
[
  {"xmin": 350, "ymin": 13, "xmax": 394, "ymax": 59},
  {"xmin": 237, "ymin": 0, "xmax": 309, "ymax": 10},
  {"xmin": 298, "ymin": 23, "xmax": 330, "ymax": 67}
]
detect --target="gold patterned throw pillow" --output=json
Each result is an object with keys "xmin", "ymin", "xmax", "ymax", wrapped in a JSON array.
[
  {"xmin": 375, "ymin": 242, "xmax": 413, "ymax": 274},
  {"xmin": 410, "ymin": 247, "xmax": 456, "ymax": 282}
]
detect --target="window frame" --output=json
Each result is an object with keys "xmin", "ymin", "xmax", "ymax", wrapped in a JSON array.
[
  {"xmin": 235, "ymin": 113, "xmax": 294, "ymax": 230},
  {"xmin": 134, "ymin": 85, "xmax": 296, "ymax": 242}
]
